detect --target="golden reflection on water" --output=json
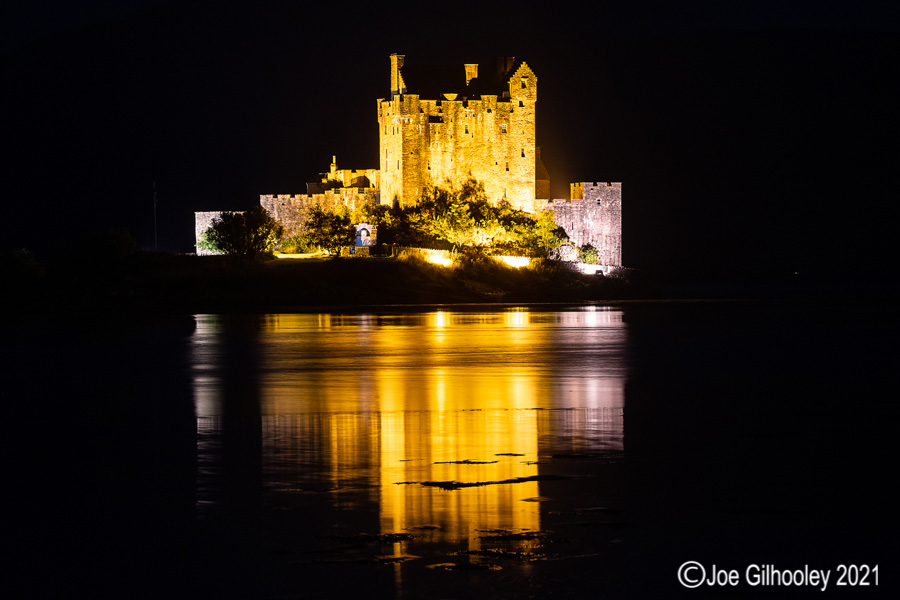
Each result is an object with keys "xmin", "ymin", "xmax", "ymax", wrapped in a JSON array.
[{"xmin": 192, "ymin": 309, "xmax": 626, "ymax": 548}]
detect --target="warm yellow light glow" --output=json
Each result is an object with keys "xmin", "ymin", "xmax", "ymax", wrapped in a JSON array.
[
  {"xmin": 190, "ymin": 311, "xmax": 627, "ymax": 560},
  {"xmin": 274, "ymin": 251, "xmax": 326, "ymax": 259},
  {"xmin": 504, "ymin": 309, "xmax": 529, "ymax": 328},
  {"xmin": 496, "ymin": 256, "xmax": 530, "ymax": 268},
  {"xmin": 425, "ymin": 251, "xmax": 453, "ymax": 267}
]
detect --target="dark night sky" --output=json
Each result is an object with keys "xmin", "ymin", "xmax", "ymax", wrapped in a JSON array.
[{"xmin": 2, "ymin": 0, "xmax": 898, "ymax": 282}]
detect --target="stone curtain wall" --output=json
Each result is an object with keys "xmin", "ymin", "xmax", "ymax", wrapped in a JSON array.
[
  {"xmin": 259, "ymin": 189, "xmax": 379, "ymax": 237},
  {"xmin": 585, "ymin": 182, "xmax": 622, "ymax": 266},
  {"xmin": 194, "ymin": 211, "xmax": 226, "ymax": 255},
  {"xmin": 549, "ymin": 182, "xmax": 622, "ymax": 266}
]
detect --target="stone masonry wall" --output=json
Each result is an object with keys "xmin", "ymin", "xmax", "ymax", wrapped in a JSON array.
[
  {"xmin": 194, "ymin": 211, "xmax": 226, "ymax": 255},
  {"xmin": 378, "ymin": 59, "xmax": 537, "ymax": 210},
  {"xmin": 546, "ymin": 182, "xmax": 622, "ymax": 266},
  {"xmin": 259, "ymin": 188, "xmax": 379, "ymax": 237}
]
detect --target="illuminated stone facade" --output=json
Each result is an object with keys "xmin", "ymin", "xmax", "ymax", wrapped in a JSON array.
[
  {"xmin": 194, "ymin": 55, "xmax": 623, "ymax": 267},
  {"xmin": 542, "ymin": 182, "xmax": 623, "ymax": 266},
  {"xmin": 378, "ymin": 55, "xmax": 537, "ymax": 211},
  {"xmin": 260, "ymin": 156, "xmax": 378, "ymax": 236}
]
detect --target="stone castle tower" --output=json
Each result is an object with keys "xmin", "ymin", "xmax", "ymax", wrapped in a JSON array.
[
  {"xmin": 197, "ymin": 54, "xmax": 623, "ymax": 267},
  {"xmin": 378, "ymin": 54, "xmax": 539, "ymax": 211}
]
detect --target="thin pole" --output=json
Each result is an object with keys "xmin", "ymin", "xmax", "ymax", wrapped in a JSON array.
[{"xmin": 153, "ymin": 181, "xmax": 158, "ymax": 251}]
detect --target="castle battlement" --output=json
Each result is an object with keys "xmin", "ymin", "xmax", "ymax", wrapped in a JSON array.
[
  {"xmin": 259, "ymin": 185, "xmax": 379, "ymax": 237},
  {"xmin": 548, "ymin": 182, "xmax": 622, "ymax": 266},
  {"xmin": 378, "ymin": 55, "xmax": 536, "ymax": 210},
  {"xmin": 195, "ymin": 54, "xmax": 623, "ymax": 266}
]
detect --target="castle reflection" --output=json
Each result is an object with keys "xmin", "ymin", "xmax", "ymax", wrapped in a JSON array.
[{"xmin": 192, "ymin": 309, "xmax": 626, "ymax": 550}]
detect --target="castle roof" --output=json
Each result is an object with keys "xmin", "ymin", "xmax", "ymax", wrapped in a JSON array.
[{"xmin": 398, "ymin": 57, "xmax": 524, "ymax": 100}]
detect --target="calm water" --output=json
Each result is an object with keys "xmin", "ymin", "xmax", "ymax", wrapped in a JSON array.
[
  {"xmin": 191, "ymin": 309, "xmax": 629, "ymax": 597},
  {"xmin": 5, "ymin": 303, "xmax": 898, "ymax": 599}
]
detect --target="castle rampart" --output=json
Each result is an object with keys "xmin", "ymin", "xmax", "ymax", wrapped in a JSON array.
[
  {"xmin": 195, "ymin": 55, "xmax": 623, "ymax": 267},
  {"xmin": 543, "ymin": 182, "xmax": 622, "ymax": 266},
  {"xmin": 260, "ymin": 188, "xmax": 378, "ymax": 237}
]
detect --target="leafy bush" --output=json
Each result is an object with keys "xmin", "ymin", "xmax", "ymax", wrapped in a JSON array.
[
  {"xmin": 298, "ymin": 178, "xmax": 567, "ymax": 257},
  {"xmin": 201, "ymin": 206, "xmax": 284, "ymax": 258},
  {"xmin": 375, "ymin": 179, "xmax": 565, "ymax": 255},
  {"xmin": 276, "ymin": 232, "xmax": 315, "ymax": 254},
  {"xmin": 304, "ymin": 205, "xmax": 353, "ymax": 254},
  {"xmin": 579, "ymin": 244, "xmax": 599, "ymax": 265}
]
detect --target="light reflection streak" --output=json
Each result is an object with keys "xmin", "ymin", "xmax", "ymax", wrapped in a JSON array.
[{"xmin": 190, "ymin": 308, "xmax": 626, "ymax": 550}]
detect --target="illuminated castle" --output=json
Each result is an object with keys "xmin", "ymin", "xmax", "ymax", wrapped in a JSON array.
[
  {"xmin": 379, "ymin": 55, "xmax": 541, "ymax": 211},
  {"xmin": 198, "ymin": 54, "xmax": 622, "ymax": 266}
]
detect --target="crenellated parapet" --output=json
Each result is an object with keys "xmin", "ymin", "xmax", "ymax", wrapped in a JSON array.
[
  {"xmin": 378, "ymin": 56, "xmax": 537, "ymax": 210},
  {"xmin": 260, "ymin": 188, "xmax": 379, "ymax": 237},
  {"xmin": 196, "ymin": 54, "xmax": 624, "ymax": 267}
]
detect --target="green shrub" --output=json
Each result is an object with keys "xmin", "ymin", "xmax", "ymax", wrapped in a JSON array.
[
  {"xmin": 579, "ymin": 244, "xmax": 599, "ymax": 265},
  {"xmin": 276, "ymin": 233, "xmax": 315, "ymax": 254}
]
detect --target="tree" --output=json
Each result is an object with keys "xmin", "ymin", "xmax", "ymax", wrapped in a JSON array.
[
  {"xmin": 409, "ymin": 178, "xmax": 567, "ymax": 255},
  {"xmin": 304, "ymin": 205, "xmax": 353, "ymax": 254},
  {"xmin": 201, "ymin": 205, "xmax": 284, "ymax": 258}
]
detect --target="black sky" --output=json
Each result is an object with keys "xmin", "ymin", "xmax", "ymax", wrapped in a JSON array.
[{"xmin": 2, "ymin": 0, "xmax": 898, "ymax": 282}]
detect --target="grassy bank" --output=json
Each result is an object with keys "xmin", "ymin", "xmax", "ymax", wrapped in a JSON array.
[{"xmin": 2, "ymin": 250, "xmax": 659, "ymax": 317}]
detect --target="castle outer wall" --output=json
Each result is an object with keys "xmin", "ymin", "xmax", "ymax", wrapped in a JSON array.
[
  {"xmin": 194, "ymin": 55, "xmax": 623, "ymax": 268},
  {"xmin": 194, "ymin": 211, "xmax": 223, "ymax": 256},
  {"xmin": 545, "ymin": 182, "xmax": 622, "ymax": 266},
  {"xmin": 260, "ymin": 188, "xmax": 379, "ymax": 237}
]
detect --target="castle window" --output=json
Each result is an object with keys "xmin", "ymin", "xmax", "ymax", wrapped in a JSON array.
[
  {"xmin": 501, "ymin": 124, "xmax": 507, "ymax": 133},
  {"xmin": 465, "ymin": 125, "xmax": 469, "ymax": 134},
  {"xmin": 519, "ymin": 100, "xmax": 524, "ymax": 107},
  {"xmin": 521, "ymin": 149, "xmax": 525, "ymax": 157},
  {"xmin": 596, "ymin": 198, "xmax": 602, "ymax": 207},
  {"xmin": 505, "ymin": 162, "xmax": 509, "ymax": 171},
  {"xmin": 521, "ymin": 78, "xmax": 527, "ymax": 89}
]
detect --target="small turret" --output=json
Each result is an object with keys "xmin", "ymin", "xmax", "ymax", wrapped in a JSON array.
[
  {"xmin": 464, "ymin": 63, "xmax": 478, "ymax": 86},
  {"xmin": 390, "ymin": 54, "xmax": 406, "ymax": 98}
]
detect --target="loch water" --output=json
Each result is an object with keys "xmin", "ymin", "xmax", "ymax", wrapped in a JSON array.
[{"xmin": 4, "ymin": 303, "xmax": 898, "ymax": 599}]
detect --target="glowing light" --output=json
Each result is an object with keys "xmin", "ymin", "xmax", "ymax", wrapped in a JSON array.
[
  {"xmin": 190, "ymin": 310, "xmax": 628, "ymax": 552},
  {"xmin": 497, "ymin": 256, "xmax": 530, "ymax": 268},
  {"xmin": 505, "ymin": 309, "xmax": 529, "ymax": 328},
  {"xmin": 274, "ymin": 251, "xmax": 326, "ymax": 259},
  {"xmin": 431, "ymin": 310, "xmax": 448, "ymax": 329},
  {"xmin": 425, "ymin": 251, "xmax": 453, "ymax": 267}
]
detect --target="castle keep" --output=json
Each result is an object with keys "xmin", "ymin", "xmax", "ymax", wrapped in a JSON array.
[
  {"xmin": 379, "ymin": 55, "xmax": 539, "ymax": 211},
  {"xmin": 196, "ymin": 54, "xmax": 622, "ymax": 267}
]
